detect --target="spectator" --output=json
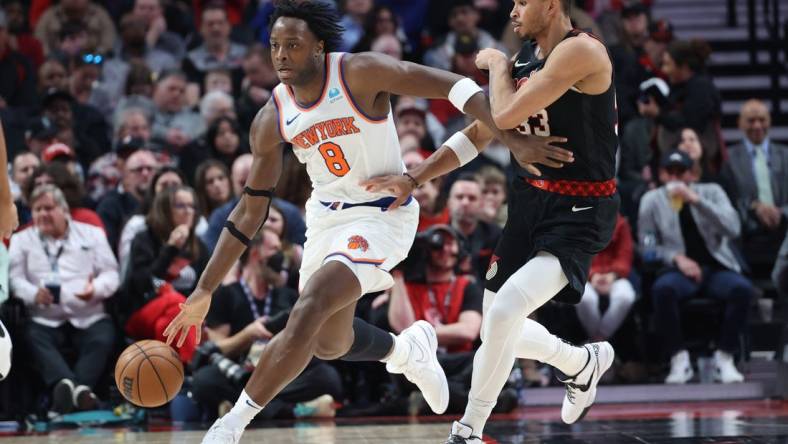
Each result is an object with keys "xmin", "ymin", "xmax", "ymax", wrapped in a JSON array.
[
  {"xmin": 676, "ymin": 127, "xmax": 719, "ymax": 183},
  {"xmin": 370, "ymin": 34, "xmax": 402, "ymax": 60},
  {"xmin": 394, "ymin": 97, "xmax": 440, "ymax": 153},
  {"xmin": 183, "ymin": 5, "xmax": 246, "ymax": 85},
  {"xmin": 576, "ymin": 214, "xmax": 636, "ymax": 341},
  {"xmin": 180, "ymin": 115, "xmax": 249, "ymax": 185},
  {"xmin": 24, "ymin": 160, "xmax": 103, "ymax": 229},
  {"xmin": 643, "ymin": 19, "xmax": 674, "ymax": 80},
  {"xmin": 122, "ymin": 185, "xmax": 209, "ymax": 362},
  {"xmin": 194, "ymin": 159, "xmax": 233, "ymax": 220},
  {"xmin": 47, "ymin": 19, "xmax": 87, "ymax": 65},
  {"xmin": 447, "ymin": 173, "xmax": 501, "ymax": 281},
  {"xmin": 339, "ymin": 0, "xmax": 373, "ymax": 52},
  {"xmin": 405, "ymin": 150, "xmax": 449, "ymax": 232},
  {"xmin": 34, "ymin": 0, "xmax": 116, "ymax": 55},
  {"xmin": 774, "ymin": 232, "xmax": 788, "ymax": 298},
  {"xmin": 131, "ymin": 0, "xmax": 186, "ymax": 60},
  {"xmin": 68, "ymin": 52, "xmax": 114, "ymax": 118},
  {"xmin": 10, "ymin": 151, "xmax": 40, "ymax": 224},
  {"xmin": 117, "ymin": 165, "xmax": 189, "ymax": 278},
  {"xmin": 97, "ymin": 149, "xmax": 159, "ymax": 253},
  {"xmin": 84, "ymin": 152, "xmax": 122, "ymax": 209},
  {"xmin": 423, "ymin": 0, "xmax": 505, "ymax": 73},
  {"xmin": 203, "ymin": 154, "xmax": 306, "ymax": 249},
  {"xmin": 114, "ymin": 107, "xmax": 152, "ymax": 148},
  {"xmin": 37, "ymin": 59, "xmax": 68, "ymax": 94},
  {"xmin": 260, "ymin": 203, "xmax": 303, "ymax": 290},
  {"xmin": 2, "ymin": 1, "xmax": 45, "ymax": 70},
  {"xmin": 192, "ymin": 229, "xmax": 342, "ymax": 420},
  {"xmin": 638, "ymin": 150, "xmax": 752, "ymax": 384},
  {"xmin": 237, "ymin": 45, "xmax": 278, "ymax": 129},
  {"xmin": 114, "ymin": 61, "xmax": 156, "ymax": 119},
  {"xmin": 199, "ymin": 90, "xmax": 236, "ymax": 127},
  {"xmin": 9, "ymin": 184, "xmax": 118, "ymax": 413},
  {"xmin": 150, "ymin": 69, "xmax": 204, "ymax": 152},
  {"xmin": 22, "ymin": 116, "xmax": 58, "ymax": 160},
  {"xmin": 477, "ymin": 165, "xmax": 507, "ymax": 228},
  {"xmin": 721, "ymin": 100, "xmax": 788, "ymax": 278},
  {"xmin": 0, "ymin": 9, "xmax": 37, "ymax": 109},
  {"xmin": 204, "ymin": 68, "xmax": 233, "ymax": 95},
  {"xmin": 351, "ymin": 5, "xmax": 412, "ymax": 59},
  {"xmin": 658, "ymin": 39, "xmax": 723, "ymax": 173},
  {"xmin": 609, "ymin": 1, "xmax": 650, "ymax": 126}
]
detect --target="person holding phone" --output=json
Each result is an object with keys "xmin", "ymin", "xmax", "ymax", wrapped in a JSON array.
[{"xmin": 8, "ymin": 184, "xmax": 119, "ymax": 413}]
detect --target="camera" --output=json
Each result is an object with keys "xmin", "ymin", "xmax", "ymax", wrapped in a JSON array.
[
  {"xmin": 398, "ymin": 224, "xmax": 468, "ymax": 281},
  {"xmin": 191, "ymin": 341, "xmax": 253, "ymax": 388}
]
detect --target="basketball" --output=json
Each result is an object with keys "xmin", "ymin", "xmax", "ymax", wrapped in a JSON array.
[{"xmin": 114, "ymin": 340, "xmax": 184, "ymax": 408}]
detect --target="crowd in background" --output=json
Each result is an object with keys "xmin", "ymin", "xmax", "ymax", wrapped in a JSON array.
[{"xmin": 0, "ymin": 0, "xmax": 786, "ymax": 423}]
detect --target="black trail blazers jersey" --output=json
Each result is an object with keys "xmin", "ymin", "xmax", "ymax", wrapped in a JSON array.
[{"xmin": 511, "ymin": 29, "xmax": 618, "ymax": 182}]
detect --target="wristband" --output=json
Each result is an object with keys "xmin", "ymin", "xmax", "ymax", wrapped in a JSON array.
[
  {"xmin": 448, "ymin": 78, "xmax": 483, "ymax": 113},
  {"xmin": 403, "ymin": 172, "xmax": 419, "ymax": 189},
  {"xmin": 444, "ymin": 131, "xmax": 479, "ymax": 166}
]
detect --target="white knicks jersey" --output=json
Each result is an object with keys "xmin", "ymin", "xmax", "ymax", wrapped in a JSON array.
[{"xmin": 272, "ymin": 52, "xmax": 405, "ymax": 203}]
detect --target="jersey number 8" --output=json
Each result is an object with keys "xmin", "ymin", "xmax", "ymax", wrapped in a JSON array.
[
  {"xmin": 517, "ymin": 109, "xmax": 551, "ymax": 137},
  {"xmin": 318, "ymin": 142, "xmax": 351, "ymax": 176}
]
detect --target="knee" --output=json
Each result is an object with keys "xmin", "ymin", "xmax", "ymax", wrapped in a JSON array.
[
  {"xmin": 651, "ymin": 278, "xmax": 679, "ymax": 304},
  {"xmin": 613, "ymin": 281, "xmax": 636, "ymax": 306},
  {"xmin": 287, "ymin": 291, "xmax": 334, "ymax": 332}
]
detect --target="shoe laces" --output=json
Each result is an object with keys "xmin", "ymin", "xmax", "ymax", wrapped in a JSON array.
[{"xmin": 564, "ymin": 383, "xmax": 578, "ymax": 404}]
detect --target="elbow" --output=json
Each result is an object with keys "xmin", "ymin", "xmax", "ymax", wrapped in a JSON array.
[{"xmin": 493, "ymin": 111, "xmax": 519, "ymax": 130}]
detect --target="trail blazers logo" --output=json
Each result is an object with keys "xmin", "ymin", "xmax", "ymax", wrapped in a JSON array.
[
  {"xmin": 486, "ymin": 254, "xmax": 500, "ymax": 281},
  {"xmin": 348, "ymin": 235, "xmax": 369, "ymax": 252}
]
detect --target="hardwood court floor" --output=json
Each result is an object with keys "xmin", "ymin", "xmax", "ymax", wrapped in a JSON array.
[{"xmin": 1, "ymin": 400, "xmax": 787, "ymax": 443}]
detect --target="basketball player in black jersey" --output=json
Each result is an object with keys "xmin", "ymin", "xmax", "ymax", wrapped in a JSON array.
[{"xmin": 363, "ymin": 0, "xmax": 619, "ymax": 442}]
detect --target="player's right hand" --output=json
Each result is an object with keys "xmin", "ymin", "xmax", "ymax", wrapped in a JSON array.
[
  {"xmin": 164, "ymin": 288, "xmax": 212, "ymax": 347},
  {"xmin": 501, "ymin": 132, "xmax": 573, "ymax": 176},
  {"xmin": 360, "ymin": 175, "xmax": 413, "ymax": 210}
]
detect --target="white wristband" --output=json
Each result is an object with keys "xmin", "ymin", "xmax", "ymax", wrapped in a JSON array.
[
  {"xmin": 444, "ymin": 131, "xmax": 478, "ymax": 166},
  {"xmin": 448, "ymin": 77, "xmax": 483, "ymax": 113}
]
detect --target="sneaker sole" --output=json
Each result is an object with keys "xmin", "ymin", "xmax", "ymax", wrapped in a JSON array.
[{"xmin": 414, "ymin": 321, "xmax": 449, "ymax": 414}]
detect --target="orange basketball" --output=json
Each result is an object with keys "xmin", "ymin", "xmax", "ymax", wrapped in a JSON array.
[{"xmin": 114, "ymin": 340, "xmax": 184, "ymax": 408}]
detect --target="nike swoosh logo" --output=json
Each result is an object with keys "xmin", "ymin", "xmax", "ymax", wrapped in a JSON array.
[
  {"xmin": 245, "ymin": 399, "xmax": 261, "ymax": 409},
  {"xmin": 409, "ymin": 333, "xmax": 430, "ymax": 364},
  {"xmin": 514, "ymin": 61, "xmax": 530, "ymax": 68},
  {"xmin": 285, "ymin": 114, "xmax": 300, "ymax": 125},
  {"xmin": 572, "ymin": 205, "xmax": 593, "ymax": 212}
]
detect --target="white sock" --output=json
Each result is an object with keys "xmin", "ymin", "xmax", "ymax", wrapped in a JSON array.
[
  {"xmin": 515, "ymin": 318, "xmax": 588, "ymax": 377},
  {"xmin": 222, "ymin": 390, "xmax": 263, "ymax": 431},
  {"xmin": 380, "ymin": 333, "xmax": 410, "ymax": 367}
]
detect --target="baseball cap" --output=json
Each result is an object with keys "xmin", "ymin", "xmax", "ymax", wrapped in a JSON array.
[
  {"xmin": 648, "ymin": 19, "xmax": 674, "ymax": 43},
  {"xmin": 41, "ymin": 88, "xmax": 75, "ymax": 108},
  {"xmin": 621, "ymin": 1, "xmax": 647, "ymax": 18},
  {"xmin": 454, "ymin": 33, "xmax": 479, "ymax": 56},
  {"xmin": 26, "ymin": 116, "xmax": 59, "ymax": 141},
  {"xmin": 42, "ymin": 143, "xmax": 76, "ymax": 163},
  {"xmin": 639, "ymin": 77, "xmax": 670, "ymax": 107},
  {"xmin": 660, "ymin": 150, "xmax": 692, "ymax": 171}
]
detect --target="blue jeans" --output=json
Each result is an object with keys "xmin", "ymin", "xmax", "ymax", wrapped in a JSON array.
[{"xmin": 651, "ymin": 267, "xmax": 753, "ymax": 356}]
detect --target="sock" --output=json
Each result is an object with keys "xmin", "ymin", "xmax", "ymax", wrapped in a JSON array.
[
  {"xmin": 515, "ymin": 318, "xmax": 589, "ymax": 377},
  {"xmin": 339, "ymin": 318, "xmax": 395, "ymax": 362},
  {"xmin": 223, "ymin": 390, "xmax": 263, "ymax": 431},
  {"xmin": 380, "ymin": 333, "xmax": 410, "ymax": 367}
]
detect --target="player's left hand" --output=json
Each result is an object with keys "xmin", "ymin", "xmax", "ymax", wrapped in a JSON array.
[
  {"xmin": 500, "ymin": 131, "xmax": 572, "ymax": 176},
  {"xmin": 360, "ymin": 175, "xmax": 413, "ymax": 210},
  {"xmin": 476, "ymin": 48, "xmax": 507, "ymax": 70}
]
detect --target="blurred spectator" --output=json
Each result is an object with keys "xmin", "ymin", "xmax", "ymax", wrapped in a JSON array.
[
  {"xmin": 0, "ymin": 9, "xmax": 37, "ymax": 109},
  {"xmin": 34, "ymin": 0, "xmax": 116, "ymax": 55},
  {"xmin": 477, "ymin": 165, "xmax": 507, "ymax": 228},
  {"xmin": 720, "ymin": 100, "xmax": 788, "ymax": 278},
  {"xmin": 180, "ymin": 115, "xmax": 249, "ymax": 185},
  {"xmin": 609, "ymin": 1, "xmax": 649, "ymax": 126},
  {"xmin": 9, "ymin": 184, "xmax": 118, "ymax": 413},
  {"xmin": 150, "ymin": 70, "xmax": 204, "ymax": 152},
  {"xmin": 24, "ymin": 160, "xmax": 103, "ymax": 229},
  {"xmin": 114, "ymin": 107, "xmax": 152, "ymax": 148},
  {"xmin": 370, "ymin": 34, "xmax": 402, "ymax": 60},
  {"xmin": 423, "ymin": 0, "xmax": 505, "ymax": 73},
  {"xmin": 339, "ymin": 0, "xmax": 373, "ymax": 51},
  {"xmin": 68, "ymin": 52, "xmax": 114, "ymax": 118},
  {"xmin": 44, "ymin": 19, "xmax": 87, "ymax": 66},
  {"xmin": 101, "ymin": 14, "xmax": 179, "ymax": 105},
  {"xmin": 204, "ymin": 68, "xmax": 233, "ymax": 95},
  {"xmin": 676, "ymin": 127, "xmax": 718, "ymax": 183},
  {"xmin": 774, "ymin": 232, "xmax": 788, "ymax": 298},
  {"xmin": 37, "ymin": 59, "xmax": 68, "ymax": 94},
  {"xmin": 447, "ymin": 173, "xmax": 500, "ymax": 281},
  {"xmin": 2, "ymin": 1, "xmax": 44, "ymax": 69},
  {"xmin": 643, "ymin": 19, "xmax": 673, "ymax": 79},
  {"xmin": 203, "ymin": 154, "xmax": 306, "ymax": 249},
  {"xmin": 638, "ymin": 150, "xmax": 752, "ymax": 384},
  {"xmin": 114, "ymin": 61, "xmax": 157, "ymax": 120},
  {"xmin": 85, "ymin": 152, "xmax": 122, "ymax": 207},
  {"xmin": 237, "ymin": 45, "xmax": 278, "ymax": 129},
  {"xmin": 131, "ymin": 0, "xmax": 186, "ymax": 60},
  {"xmin": 194, "ymin": 159, "xmax": 233, "ymax": 219},
  {"xmin": 405, "ymin": 150, "xmax": 449, "ymax": 232},
  {"xmin": 97, "ymin": 149, "xmax": 159, "ymax": 253},
  {"xmin": 192, "ymin": 229, "xmax": 342, "ymax": 420},
  {"xmin": 200, "ymin": 90, "xmax": 236, "ymax": 126},
  {"xmin": 657, "ymin": 39, "xmax": 723, "ymax": 173},
  {"xmin": 351, "ymin": 5, "xmax": 412, "ymax": 59},
  {"xmin": 260, "ymin": 203, "xmax": 303, "ymax": 290},
  {"xmin": 122, "ymin": 186, "xmax": 209, "ymax": 362},
  {"xmin": 274, "ymin": 150, "xmax": 311, "ymax": 215},
  {"xmin": 384, "ymin": 224, "xmax": 513, "ymax": 415},
  {"xmin": 576, "ymin": 214, "xmax": 635, "ymax": 341},
  {"xmin": 23, "ymin": 115, "xmax": 59, "ymax": 159},
  {"xmin": 117, "ymin": 165, "xmax": 190, "ymax": 278},
  {"xmin": 10, "ymin": 151, "xmax": 40, "ymax": 224},
  {"xmin": 394, "ymin": 97, "xmax": 442, "ymax": 152},
  {"xmin": 183, "ymin": 5, "xmax": 246, "ymax": 85}
]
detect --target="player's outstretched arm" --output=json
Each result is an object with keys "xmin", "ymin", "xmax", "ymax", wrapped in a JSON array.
[
  {"xmin": 164, "ymin": 100, "xmax": 284, "ymax": 347},
  {"xmin": 479, "ymin": 35, "xmax": 611, "ymax": 130},
  {"xmin": 0, "ymin": 120, "xmax": 19, "ymax": 240}
]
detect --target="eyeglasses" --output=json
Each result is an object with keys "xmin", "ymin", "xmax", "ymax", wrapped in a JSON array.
[
  {"xmin": 82, "ymin": 53, "xmax": 103, "ymax": 65},
  {"xmin": 129, "ymin": 165, "xmax": 155, "ymax": 174},
  {"xmin": 173, "ymin": 203, "xmax": 196, "ymax": 211}
]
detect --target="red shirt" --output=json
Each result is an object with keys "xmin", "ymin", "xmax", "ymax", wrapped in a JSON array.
[
  {"xmin": 588, "ymin": 214, "xmax": 633, "ymax": 278},
  {"xmin": 406, "ymin": 276, "xmax": 478, "ymax": 353}
]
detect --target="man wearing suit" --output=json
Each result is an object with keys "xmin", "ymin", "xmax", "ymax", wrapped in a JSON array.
[
  {"xmin": 721, "ymin": 100, "xmax": 788, "ymax": 277},
  {"xmin": 639, "ymin": 150, "xmax": 753, "ymax": 384}
]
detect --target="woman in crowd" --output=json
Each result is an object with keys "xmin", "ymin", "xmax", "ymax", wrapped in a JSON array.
[{"xmin": 194, "ymin": 159, "xmax": 234, "ymax": 220}]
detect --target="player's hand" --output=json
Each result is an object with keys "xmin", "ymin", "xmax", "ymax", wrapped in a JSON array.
[
  {"xmin": 360, "ymin": 174, "xmax": 413, "ymax": 210},
  {"xmin": 0, "ymin": 199, "xmax": 18, "ymax": 240},
  {"xmin": 674, "ymin": 254, "xmax": 702, "ymax": 282},
  {"xmin": 476, "ymin": 48, "xmax": 507, "ymax": 70},
  {"xmin": 500, "ymin": 131, "xmax": 572, "ymax": 176},
  {"xmin": 164, "ymin": 288, "xmax": 212, "ymax": 347}
]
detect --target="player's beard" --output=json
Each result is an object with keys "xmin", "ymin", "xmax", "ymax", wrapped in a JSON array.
[{"xmin": 518, "ymin": 14, "xmax": 549, "ymax": 40}]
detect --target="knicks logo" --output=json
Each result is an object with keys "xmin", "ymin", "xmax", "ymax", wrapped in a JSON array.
[
  {"xmin": 348, "ymin": 235, "xmax": 369, "ymax": 252},
  {"xmin": 486, "ymin": 254, "xmax": 500, "ymax": 280}
]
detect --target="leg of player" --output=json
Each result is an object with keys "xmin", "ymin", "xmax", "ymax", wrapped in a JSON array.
[{"xmin": 201, "ymin": 261, "xmax": 364, "ymax": 444}]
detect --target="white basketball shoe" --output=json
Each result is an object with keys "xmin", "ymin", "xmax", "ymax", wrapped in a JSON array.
[{"xmin": 560, "ymin": 342, "xmax": 615, "ymax": 424}]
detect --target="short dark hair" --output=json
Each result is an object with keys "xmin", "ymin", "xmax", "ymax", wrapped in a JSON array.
[
  {"xmin": 269, "ymin": 0, "xmax": 344, "ymax": 53},
  {"xmin": 561, "ymin": 0, "xmax": 572, "ymax": 14},
  {"xmin": 668, "ymin": 39, "xmax": 712, "ymax": 73}
]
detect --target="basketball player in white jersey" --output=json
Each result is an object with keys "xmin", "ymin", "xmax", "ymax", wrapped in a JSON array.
[
  {"xmin": 163, "ymin": 1, "xmax": 572, "ymax": 442},
  {"xmin": 0, "ymin": 119, "xmax": 18, "ymax": 380}
]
